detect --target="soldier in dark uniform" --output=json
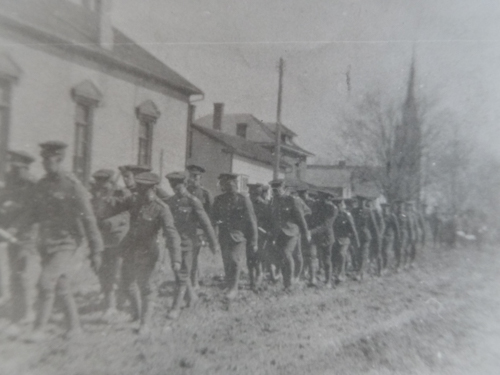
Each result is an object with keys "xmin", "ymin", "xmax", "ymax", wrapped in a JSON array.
[
  {"xmin": 247, "ymin": 183, "xmax": 270, "ymax": 289},
  {"xmin": 309, "ymin": 190, "xmax": 338, "ymax": 287},
  {"xmin": 351, "ymin": 196, "xmax": 378, "ymax": 280},
  {"xmin": 380, "ymin": 203, "xmax": 400, "ymax": 272},
  {"xmin": 104, "ymin": 172, "xmax": 181, "ymax": 335},
  {"xmin": 165, "ymin": 172, "xmax": 219, "ymax": 319},
  {"xmin": 332, "ymin": 198, "xmax": 359, "ymax": 283},
  {"xmin": 119, "ymin": 164, "xmax": 171, "ymax": 203},
  {"xmin": 212, "ymin": 173, "xmax": 257, "ymax": 299},
  {"xmin": 90, "ymin": 169, "xmax": 130, "ymax": 319},
  {"xmin": 0, "ymin": 151, "xmax": 40, "ymax": 330},
  {"xmin": 12, "ymin": 141, "xmax": 104, "ymax": 341},
  {"xmin": 268, "ymin": 179, "xmax": 310, "ymax": 290},
  {"xmin": 186, "ymin": 164, "xmax": 213, "ymax": 290}
]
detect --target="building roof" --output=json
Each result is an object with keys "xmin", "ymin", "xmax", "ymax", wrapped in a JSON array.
[
  {"xmin": 0, "ymin": 0, "xmax": 203, "ymax": 96},
  {"xmin": 191, "ymin": 124, "xmax": 290, "ymax": 168}
]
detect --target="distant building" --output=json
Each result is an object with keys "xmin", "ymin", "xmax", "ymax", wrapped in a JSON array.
[
  {"xmin": 306, "ymin": 161, "xmax": 386, "ymax": 204},
  {"xmin": 0, "ymin": 0, "xmax": 203, "ymax": 187},
  {"xmin": 195, "ymin": 103, "xmax": 313, "ymax": 181},
  {"xmin": 187, "ymin": 122, "xmax": 288, "ymax": 196}
]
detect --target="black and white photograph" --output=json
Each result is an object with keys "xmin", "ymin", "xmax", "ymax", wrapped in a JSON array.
[{"xmin": 0, "ymin": 0, "xmax": 499, "ymax": 374}]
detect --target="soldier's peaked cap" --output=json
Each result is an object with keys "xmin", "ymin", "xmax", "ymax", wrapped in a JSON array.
[
  {"xmin": 8, "ymin": 150, "xmax": 35, "ymax": 166},
  {"xmin": 92, "ymin": 169, "xmax": 115, "ymax": 180},
  {"xmin": 186, "ymin": 164, "xmax": 206, "ymax": 174},
  {"xmin": 218, "ymin": 173, "xmax": 238, "ymax": 181},
  {"xmin": 134, "ymin": 172, "xmax": 160, "ymax": 186},
  {"xmin": 269, "ymin": 179, "xmax": 285, "ymax": 187},
  {"xmin": 166, "ymin": 171, "xmax": 188, "ymax": 182},
  {"xmin": 119, "ymin": 164, "xmax": 152, "ymax": 174},
  {"xmin": 39, "ymin": 141, "xmax": 67, "ymax": 157}
]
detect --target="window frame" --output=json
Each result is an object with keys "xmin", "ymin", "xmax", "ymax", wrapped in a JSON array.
[
  {"xmin": 236, "ymin": 122, "xmax": 248, "ymax": 139},
  {"xmin": 135, "ymin": 100, "xmax": 160, "ymax": 168}
]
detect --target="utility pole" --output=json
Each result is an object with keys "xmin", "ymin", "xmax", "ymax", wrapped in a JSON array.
[{"xmin": 273, "ymin": 57, "xmax": 284, "ymax": 179}]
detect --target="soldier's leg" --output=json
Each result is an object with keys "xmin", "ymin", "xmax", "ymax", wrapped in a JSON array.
[
  {"xmin": 279, "ymin": 235, "xmax": 298, "ymax": 290},
  {"xmin": 8, "ymin": 245, "xmax": 23, "ymax": 322},
  {"xmin": 136, "ymin": 256, "xmax": 158, "ymax": 333},
  {"xmin": 220, "ymin": 240, "xmax": 232, "ymax": 287},
  {"xmin": 307, "ymin": 243, "xmax": 318, "ymax": 286},
  {"xmin": 122, "ymin": 256, "xmax": 141, "ymax": 322},
  {"xmin": 293, "ymin": 236, "xmax": 303, "ymax": 281},
  {"xmin": 18, "ymin": 251, "xmax": 41, "ymax": 324},
  {"xmin": 99, "ymin": 248, "xmax": 118, "ymax": 314},
  {"xmin": 226, "ymin": 240, "xmax": 246, "ymax": 299},
  {"xmin": 0, "ymin": 242, "xmax": 11, "ymax": 305},
  {"xmin": 246, "ymin": 244, "xmax": 256, "ymax": 289},
  {"xmin": 322, "ymin": 243, "xmax": 333, "ymax": 285},
  {"xmin": 191, "ymin": 241, "xmax": 202, "ymax": 289},
  {"xmin": 358, "ymin": 241, "xmax": 370, "ymax": 280},
  {"xmin": 56, "ymin": 274, "xmax": 82, "ymax": 337},
  {"xmin": 374, "ymin": 239, "xmax": 383, "ymax": 276},
  {"xmin": 169, "ymin": 248, "xmax": 193, "ymax": 320}
]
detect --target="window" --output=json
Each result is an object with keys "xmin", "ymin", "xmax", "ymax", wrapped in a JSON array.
[
  {"xmin": 136, "ymin": 100, "xmax": 160, "ymax": 167},
  {"xmin": 138, "ymin": 118, "xmax": 153, "ymax": 166},
  {"xmin": 236, "ymin": 123, "xmax": 248, "ymax": 139},
  {"xmin": 281, "ymin": 133, "xmax": 287, "ymax": 144},
  {"xmin": 73, "ymin": 103, "xmax": 93, "ymax": 183},
  {"xmin": 71, "ymin": 80, "xmax": 102, "ymax": 185},
  {"xmin": 0, "ymin": 80, "xmax": 12, "ymax": 182}
]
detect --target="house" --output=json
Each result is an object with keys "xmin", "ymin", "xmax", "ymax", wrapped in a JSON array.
[
  {"xmin": 195, "ymin": 103, "xmax": 313, "ymax": 181},
  {"xmin": 0, "ymin": 0, "xmax": 203, "ymax": 188},
  {"xmin": 187, "ymin": 121, "xmax": 288, "ymax": 196},
  {"xmin": 306, "ymin": 161, "xmax": 386, "ymax": 204}
]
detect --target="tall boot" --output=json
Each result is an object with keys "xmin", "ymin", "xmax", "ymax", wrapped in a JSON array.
[
  {"xmin": 128, "ymin": 284, "xmax": 142, "ymax": 322},
  {"xmin": 226, "ymin": 262, "xmax": 240, "ymax": 299},
  {"xmin": 138, "ymin": 296, "xmax": 154, "ymax": 335},
  {"xmin": 168, "ymin": 285, "xmax": 186, "ymax": 320},
  {"xmin": 308, "ymin": 259, "xmax": 317, "ymax": 286},
  {"xmin": 61, "ymin": 292, "xmax": 82, "ymax": 338},
  {"xmin": 35, "ymin": 291, "xmax": 55, "ymax": 331},
  {"xmin": 186, "ymin": 282, "xmax": 198, "ymax": 308}
]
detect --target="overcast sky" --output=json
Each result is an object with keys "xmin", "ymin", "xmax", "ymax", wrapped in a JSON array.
[{"xmin": 112, "ymin": 0, "xmax": 500, "ymax": 162}]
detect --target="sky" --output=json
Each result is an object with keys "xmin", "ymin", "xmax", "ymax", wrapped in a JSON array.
[{"xmin": 111, "ymin": 0, "xmax": 500, "ymax": 162}]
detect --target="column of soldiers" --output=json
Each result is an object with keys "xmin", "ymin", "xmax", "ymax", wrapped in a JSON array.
[{"xmin": 0, "ymin": 142, "xmax": 430, "ymax": 341}]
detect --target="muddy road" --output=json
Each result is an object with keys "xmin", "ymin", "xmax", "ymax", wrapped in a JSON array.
[{"xmin": 1, "ymin": 243, "xmax": 499, "ymax": 375}]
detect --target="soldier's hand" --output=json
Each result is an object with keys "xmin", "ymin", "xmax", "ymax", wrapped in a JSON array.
[
  {"xmin": 211, "ymin": 244, "xmax": 221, "ymax": 255},
  {"xmin": 252, "ymin": 243, "xmax": 258, "ymax": 253},
  {"xmin": 172, "ymin": 262, "xmax": 181, "ymax": 272},
  {"xmin": 306, "ymin": 231, "xmax": 312, "ymax": 244},
  {"xmin": 91, "ymin": 253, "xmax": 103, "ymax": 273}
]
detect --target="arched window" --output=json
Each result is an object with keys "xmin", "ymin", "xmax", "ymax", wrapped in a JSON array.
[{"xmin": 136, "ymin": 100, "xmax": 160, "ymax": 167}]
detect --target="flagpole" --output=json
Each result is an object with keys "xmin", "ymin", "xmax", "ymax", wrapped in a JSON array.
[{"xmin": 273, "ymin": 57, "xmax": 284, "ymax": 180}]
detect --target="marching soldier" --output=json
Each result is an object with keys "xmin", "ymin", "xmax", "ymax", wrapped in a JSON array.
[
  {"xmin": 380, "ymin": 203, "xmax": 400, "ymax": 272},
  {"xmin": 212, "ymin": 173, "xmax": 258, "ymax": 299},
  {"xmin": 0, "ymin": 151, "xmax": 40, "ymax": 330},
  {"xmin": 332, "ymin": 198, "xmax": 359, "ymax": 283},
  {"xmin": 309, "ymin": 190, "xmax": 338, "ymax": 287},
  {"xmin": 247, "ymin": 183, "xmax": 270, "ymax": 289},
  {"xmin": 13, "ymin": 141, "xmax": 104, "ymax": 341},
  {"xmin": 90, "ymin": 169, "xmax": 130, "ymax": 319},
  {"xmin": 268, "ymin": 179, "xmax": 310, "ymax": 290},
  {"xmin": 186, "ymin": 164, "xmax": 213, "ymax": 290},
  {"xmin": 118, "ymin": 164, "xmax": 171, "ymax": 203},
  {"xmin": 103, "ymin": 172, "xmax": 181, "ymax": 335},
  {"xmin": 165, "ymin": 172, "xmax": 219, "ymax": 319},
  {"xmin": 296, "ymin": 183, "xmax": 315, "ymax": 284},
  {"xmin": 351, "ymin": 196, "xmax": 378, "ymax": 280}
]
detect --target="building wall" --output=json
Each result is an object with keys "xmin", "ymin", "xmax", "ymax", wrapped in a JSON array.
[
  {"xmin": 0, "ymin": 37, "xmax": 189, "ymax": 191},
  {"xmin": 187, "ymin": 130, "xmax": 232, "ymax": 197},
  {"xmin": 232, "ymin": 155, "xmax": 280, "ymax": 185}
]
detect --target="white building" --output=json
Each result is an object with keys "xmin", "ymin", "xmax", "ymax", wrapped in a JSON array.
[{"xmin": 0, "ymin": 0, "xmax": 203, "ymax": 187}]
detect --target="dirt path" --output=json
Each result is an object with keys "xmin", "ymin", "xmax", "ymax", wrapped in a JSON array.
[{"xmin": 0, "ymin": 244, "xmax": 499, "ymax": 375}]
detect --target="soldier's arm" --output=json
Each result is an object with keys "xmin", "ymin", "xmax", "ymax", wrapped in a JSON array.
[
  {"xmin": 191, "ymin": 197, "xmax": 218, "ymax": 251},
  {"xmin": 347, "ymin": 213, "xmax": 360, "ymax": 247},
  {"xmin": 160, "ymin": 204, "xmax": 182, "ymax": 268},
  {"xmin": 204, "ymin": 189, "xmax": 213, "ymax": 218},
  {"xmin": 243, "ymin": 195, "xmax": 258, "ymax": 247},
  {"xmin": 73, "ymin": 181, "xmax": 104, "ymax": 254}
]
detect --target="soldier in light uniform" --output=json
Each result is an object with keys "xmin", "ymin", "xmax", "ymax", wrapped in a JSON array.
[
  {"xmin": 212, "ymin": 173, "xmax": 258, "ymax": 299},
  {"xmin": 247, "ymin": 183, "xmax": 270, "ymax": 289},
  {"xmin": 90, "ymin": 169, "xmax": 130, "ymax": 319},
  {"xmin": 103, "ymin": 172, "xmax": 181, "ymax": 335},
  {"xmin": 380, "ymin": 203, "xmax": 400, "ymax": 273},
  {"xmin": 186, "ymin": 164, "xmax": 213, "ymax": 290},
  {"xmin": 268, "ymin": 179, "xmax": 310, "ymax": 290},
  {"xmin": 309, "ymin": 190, "xmax": 338, "ymax": 287},
  {"xmin": 13, "ymin": 141, "xmax": 104, "ymax": 341},
  {"xmin": 0, "ymin": 151, "xmax": 40, "ymax": 331},
  {"xmin": 165, "ymin": 172, "xmax": 219, "ymax": 319},
  {"xmin": 332, "ymin": 198, "xmax": 359, "ymax": 283}
]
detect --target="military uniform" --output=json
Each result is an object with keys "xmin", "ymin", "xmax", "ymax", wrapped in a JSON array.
[
  {"xmin": 90, "ymin": 169, "xmax": 130, "ymax": 314},
  {"xmin": 405, "ymin": 203, "xmax": 420, "ymax": 267},
  {"xmin": 166, "ymin": 171, "xmax": 217, "ymax": 318},
  {"xmin": 0, "ymin": 151, "xmax": 40, "ymax": 323},
  {"xmin": 369, "ymin": 206, "xmax": 384, "ymax": 276},
  {"xmin": 105, "ymin": 172, "xmax": 181, "ymax": 330},
  {"xmin": 212, "ymin": 174, "xmax": 257, "ymax": 297},
  {"xmin": 16, "ymin": 142, "xmax": 104, "ymax": 338},
  {"xmin": 295, "ymin": 193, "xmax": 313, "ymax": 281},
  {"xmin": 381, "ymin": 205, "xmax": 400, "ymax": 271},
  {"xmin": 268, "ymin": 180, "xmax": 309, "ymax": 289},
  {"xmin": 351, "ymin": 199, "xmax": 378, "ymax": 279},
  {"xmin": 309, "ymin": 192, "xmax": 338, "ymax": 285},
  {"xmin": 332, "ymin": 204, "xmax": 359, "ymax": 282},
  {"xmin": 395, "ymin": 203, "xmax": 411, "ymax": 270}
]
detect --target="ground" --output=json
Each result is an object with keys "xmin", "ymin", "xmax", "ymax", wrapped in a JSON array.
[{"xmin": 0, "ymin": 242, "xmax": 499, "ymax": 375}]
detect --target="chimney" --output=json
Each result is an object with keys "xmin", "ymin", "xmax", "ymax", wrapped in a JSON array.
[
  {"xmin": 213, "ymin": 103, "xmax": 224, "ymax": 131},
  {"xmin": 96, "ymin": 0, "xmax": 114, "ymax": 50},
  {"xmin": 338, "ymin": 160, "xmax": 346, "ymax": 168}
]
